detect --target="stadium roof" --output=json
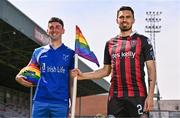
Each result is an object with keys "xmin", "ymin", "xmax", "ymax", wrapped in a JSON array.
[{"xmin": 0, "ymin": 0, "xmax": 109, "ymax": 97}]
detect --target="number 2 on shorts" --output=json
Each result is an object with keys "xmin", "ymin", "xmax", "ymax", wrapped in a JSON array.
[{"xmin": 137, "ymin": 104, "xmax": 143, "ymax": 115}]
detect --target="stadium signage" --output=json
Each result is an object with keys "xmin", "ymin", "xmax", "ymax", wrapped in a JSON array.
[{"xmin": 34, "ymin": 27, "xmax": 49, "ymax": 45}]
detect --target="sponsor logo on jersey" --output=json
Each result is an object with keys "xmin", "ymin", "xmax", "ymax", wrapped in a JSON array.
[
  {"xmin": 41, "ymin": 63, "xmax": 65, "ymax": 73},
  {"xmin": 40, "ymin": 55, "xmax": 48, "ymax": 58},
  {"xmin": 112, "ymin": 51, "xmax": 136, "ymax": 59}
]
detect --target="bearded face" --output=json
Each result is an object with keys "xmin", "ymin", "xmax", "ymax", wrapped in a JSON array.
[
  {"xmin": 116, "ymin": 10, "xmax": 134, "ymax": 32},
  {"xmin": 119, "ymin": 21, "xmax": 133, "ymax": 31}
]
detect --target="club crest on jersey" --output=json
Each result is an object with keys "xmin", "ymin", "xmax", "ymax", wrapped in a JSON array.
[
  {"xmin": 63, "ymin": 54, "xmax": 69, "ymax": 61},
  {"xmin": 130, "ymin": 40, "xmax": 137, "ymax": 48}
]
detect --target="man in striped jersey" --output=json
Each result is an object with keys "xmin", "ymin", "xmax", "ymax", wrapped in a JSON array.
[{"xmin": 74, "ymin": 6, "xmax": 156, "ymax": 118}]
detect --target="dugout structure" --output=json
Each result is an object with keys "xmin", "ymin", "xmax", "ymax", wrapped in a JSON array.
[{"xmin": 0, "ymin": 0, "xmax": 109, "ymax": 97}]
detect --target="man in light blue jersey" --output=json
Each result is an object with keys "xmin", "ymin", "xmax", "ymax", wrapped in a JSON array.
[{"xmin": 16, "ymin": 17, "xmax": 75, "ymax": 118}]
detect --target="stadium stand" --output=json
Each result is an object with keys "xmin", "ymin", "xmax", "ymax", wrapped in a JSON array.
[{"xmin": 0, "ymin": 86, "xmax": 30, "ymax": 117}]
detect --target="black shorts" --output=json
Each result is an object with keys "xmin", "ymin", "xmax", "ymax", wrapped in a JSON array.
[{"xmin": 107, "ymin": 96, "xmax": 149, "ymax": 118}]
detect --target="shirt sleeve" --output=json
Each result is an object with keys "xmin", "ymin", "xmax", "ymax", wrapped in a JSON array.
[
  {"xmin": 142, "ymin": 37, "xmax": 155, "ymax": 61},
  {"xmin": 27, "ymin": 49, "xmax": 39, "ymax": 67},
  {"xmin": 104, "ymin": 42, "xmax": 111, "ymax": 65}
]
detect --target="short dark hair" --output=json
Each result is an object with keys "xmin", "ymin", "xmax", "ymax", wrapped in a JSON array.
[
  {"xmin": 117, "ymin": 6, "xmax": 134, "ymax": 18},
  {"xmin": 48, "ymin": 17, "xmax": 64, "ymax": 27}
]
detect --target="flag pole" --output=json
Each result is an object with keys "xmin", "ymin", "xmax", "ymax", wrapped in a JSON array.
[
  {"xmin": 71, "ymin": 53, "xmax": 78, "ymax": 118},
  {"xmin": 30, "ymin": 87, "xmax": 33, "ymax": 118}
]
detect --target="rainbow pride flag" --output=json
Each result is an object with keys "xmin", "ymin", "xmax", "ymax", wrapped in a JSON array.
[{"xmin": 75, "ymin": 25, "xmax": 100, "ymax": 67}]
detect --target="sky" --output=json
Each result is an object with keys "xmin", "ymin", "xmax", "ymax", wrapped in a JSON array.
[{"xmin": 8, "ymin": 0, "xmax": 180, "ymax": 100}]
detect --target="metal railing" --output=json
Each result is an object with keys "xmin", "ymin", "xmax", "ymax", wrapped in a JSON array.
[{"xmin": 74, "ymin": 111, "xmax": 180, "ymax": 118}]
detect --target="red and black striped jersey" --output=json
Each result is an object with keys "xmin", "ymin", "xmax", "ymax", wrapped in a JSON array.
[{"xmin": 104, "ymin": 32, "xmax": 155, "ymax": 98}]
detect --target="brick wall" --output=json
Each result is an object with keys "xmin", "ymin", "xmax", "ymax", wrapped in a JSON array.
[
  {"xmin": 75, "ymin": 94, "xmax": 108, "ymax": 117},
  {"xmin": 74, "ymin": 94, "xmax": 180, "ymax": 117}
]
